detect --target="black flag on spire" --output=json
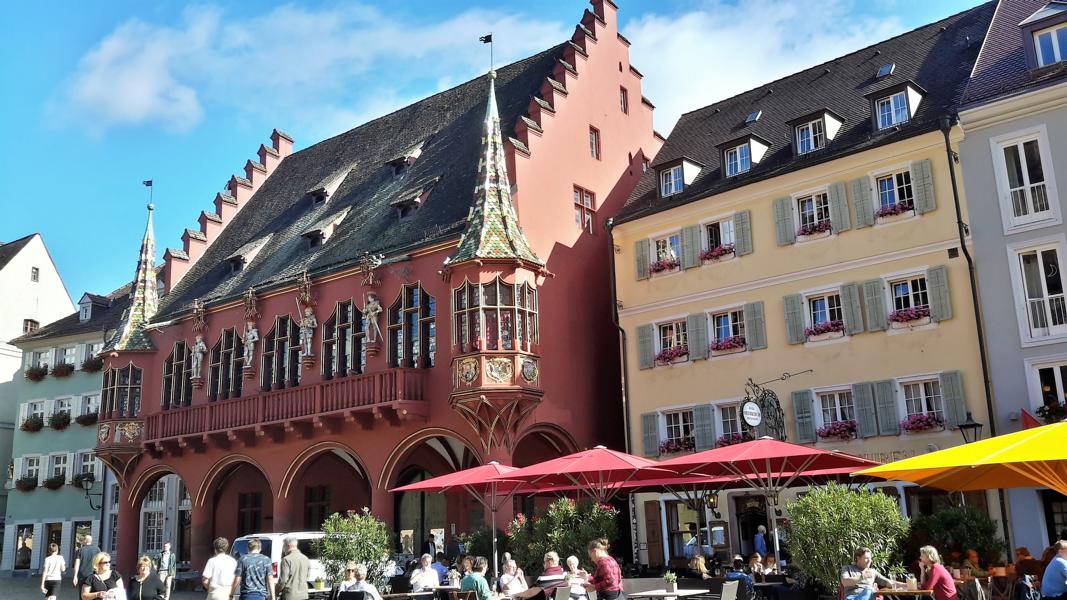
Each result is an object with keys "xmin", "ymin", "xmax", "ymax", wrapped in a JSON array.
[
  {"xmin": 142, "ymin": 180, "xmax": 153, "ymax": 187},
  {"xmin": 479, "ymin": 34, "xmax": 492, "ymax": 43}
]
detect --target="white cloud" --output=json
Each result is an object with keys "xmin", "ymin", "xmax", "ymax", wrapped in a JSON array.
[{"xmin": 624, "ymin": 0, "xmax": 905, "ymax": 132}]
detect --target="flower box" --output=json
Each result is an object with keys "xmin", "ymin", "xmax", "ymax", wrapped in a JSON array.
[
  {"xmin": 20, "ymin": 415, "xmax": 44, "ymax": 433},
  {"xmin": 875, "ymin": 202, "xmax": 914, "ymax": 220},
  {"xmin": 658, "ymin": 437, "xmax": 695, "ymax": 455},
  {"xmin": 805, "ymin": 320, "xmax": 845, "ymax": 341},
  {"xmin": 816, "ymin": 419, "xmax": 857, "ymax": 441},
  {"xmin": 15, "ymin": 477, "xmax": 38, "ymax": 492},
  {"xmin": 650, "ymin": 258, "xmax": 680, "ymax": 274},
  {"xmin": 797, "ymin": 220, "xmax": 832, "ymax": 238},
  {"xmin": 716, "ymin": 432, "xmax": 747, "ymax": 447},
  {"xmin": 75, "ymin": 412, "xmax": 99, "ymax": 426},
  {"xmin": 710, "ymin": 335, "xmax": 746, "ymax": 355},
  {"xmin": 81, "ymin": 356, "xmax": 104, "ymax": 373},
  {"xmin": 655, "ymin": 345, "xmax": 689, "ymax": 365},
  {"xmin": 700, "ymin": 244, "xmax": 735, "ymax": 262},
  {"xmin": 25, "ymin": 365, "xmax": 48, "ymax": 382},
  {"xmin": 900, "ymin": 413, "xmax": 944, "ymax": 433},
  {"xmin": 1037, "ymin": 402, "xmax": 1067, "ymax": 424},
  {"xmin": 888, "ymin": 306, "xmax": 931, "ymax": 328},
  {"xmin": 51, "ymin": 363, "xmax": 75, "ymax": 377},
  {"xmin": 49, "ymin": 411, "xmax": 71, "ymax": 430},
  {"xmin": 43, "ymin": 475, "xmax": 66, "ymax": 490}
]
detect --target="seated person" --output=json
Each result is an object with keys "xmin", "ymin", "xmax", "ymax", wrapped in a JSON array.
[
  {"xmin": 748, "ymin": 553, "xmax": 765, "ymax": 576},
  {"xmin": 841, "ymin": 547, "xmax": 897, "ymax": 600},
  {"xmin": 565, "ymin": 556, "xmax": 589, "ymax": 600},
  {"xmin": 1040, "ymin": 541, "xmax": 1067, "ymax": 600},
  {"xmin": 499, "ymin": 560, "xmax": 529, "ymax": 596},
  {"xmin": 684, "ymin": 525, "xmax": 701, "ymax": 560},
  {"xmin": 338, "ymin": 563, "xmax": 384, "ymax": 600},
  {"xmin": 763, "ymin": 554, "xmax": 779, "ymax": 575},
  {"xmin": 460, "ymin": 556, "xmax": 493, "ymax": 600},
  {"xmin": 690, "ymin": 555, "xmax": 711, "ymax": 580},
  {"xmin": 961, "ymin": 550, "xmax": 987, "ymax": 578},
  {"xmin": 725, "ymin": 556, "xmax": 755, "ymax": 595},
  {"xmin": 411, "ymin": 554, "xmax": 440, "ymax": 592},
  {"xmin": 536, "ymin": 552, "xmax": 566, "ymax": 591},
  {"xmin": 433, "ymin": 552, "xmax": 450, "ymax": 584}
]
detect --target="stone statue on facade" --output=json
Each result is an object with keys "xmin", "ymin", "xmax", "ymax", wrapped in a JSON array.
[
  {"xmin": 190, "ymin": 334, "xmax": 207, "ymax": 379},
  {"xmin": 298, "ymin": 306, "xmax": 317, "ymax": 358},
  {"xmin": 243, "ymin": 321, "xmax": 259, "ymax": 366},
  {"xmin": 364, "ymin": 292, "xmax": 383, "ymax": 343}
]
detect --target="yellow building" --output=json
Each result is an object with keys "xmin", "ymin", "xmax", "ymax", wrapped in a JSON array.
[{"xmin": 610, "ymin": 4, "xmax": 999, "ymax": 568}]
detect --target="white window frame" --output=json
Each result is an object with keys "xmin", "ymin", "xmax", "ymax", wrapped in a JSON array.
[
  {"xmin": 31, "ymin": 350, "xmax": 49, "ymax": 368},
  {"xmin": 990, "ymin": 125, "xmax": 1061, "ymax": 234},
  {"xmin": 79, "ymin": 304, "xmax": 91, "ymax": 321},
  {"xmin": 655, "ymin": 317, "xmax": 689, "ymax": 354},
  {"xmin": 53, "ymin": 397, "xmax": 73, "ymax": 417},
  {"xmin": 660, "ymin": 166, "xmax": 684, "ymax": 197},
  {"xmin": 649, "ymin": 231, "xmax": 682, "ymax": 270},
  {"xmin": 805, "ymin": 290, "xmax": 844, "ymax": 329},
  {"xmin": 664, "ymin": 410, "xmax": 695, "ymax": 443},
  {"xmin": 81, "ymin": 394, "xmax": 100, "ymax": 416},
  {"xmin": 795, "ymin": 191, "xmax": 831, "ymax": 230},
  {"xmin": 701, "ymin": 216, "xmax": 736, "ymax": 252},
  {"xmin": 23, "ymin": 455, "xmax": 41, "ymax": 480},
  {"xmin": 1034, "ymin": 22, "xmax": 1067, "ymax": 67},
  {"xmin": 796, "ymin": 118, "xmax": 826, "ymax": 154},
  {"xmin": 49, "ymin": 453, "xmax": 68, "ymax": 479},
  {"xmin": 77, "ymin": 450, "xmax": 101, "ymax": 479},
  {"xmin": 31, "ymin": 266, "xmax": 40, "ymax": 282},
  {"xmin": 709, "ymin": 307, "xmax": 745, "ymax": 344},
  {"xmin": 718, "ymin": 403, "xmax": 741, "ymax": 437},
  {"xmin": 872, "ymin": 168, "xmax": 915, "ymax": 216},
  {"xmin": 884, "ymin": 270, "xmax": 930, "ymax": 312},
  {"xmin": 815, "ymin": 388, "xmax": 856, "ymax": 428},
  {"xmin": 876, "ymin": 92, "xmax": 909, "ymax": 129},
  {"xmin": 1008, "ymin": 235, "xmax": 1067, "ymax": 346},
  {"xmin": 28, "ymin": 401, "xmax": 45, "ymax": 420},
  {"xmin": 1024, "ymin": 353, "xmax": 1067, "ymax": 416},
  {"xmin": 725, "ymin": 143, "xmax": 751, "ymax": 177},
  {"xmin": 898, "ymin": 377, "xmax": 944, "ymax": 420}
]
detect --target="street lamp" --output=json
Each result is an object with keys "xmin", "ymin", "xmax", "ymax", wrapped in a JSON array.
[
  {"xmin": 705, "ymin": 492, "xmax": 721, "ymax": 519},
  {"xmin": 76, "ymin": 472, "xmax": 104, "ymax": 510},
  {"xmin": 958, "ymin": 411, "xmax": 984, "ymax": 444}
]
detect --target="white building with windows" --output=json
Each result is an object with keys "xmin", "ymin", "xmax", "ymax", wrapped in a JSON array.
[{"xmin": 959, "ymin": 0, "xmax": 1067, "ymax": 552}]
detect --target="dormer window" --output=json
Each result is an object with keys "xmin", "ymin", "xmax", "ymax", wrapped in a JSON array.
[
  {"xmin": 304, "ymin": 231, "xmax": 324, "ymax": 249},
  {"xmin": 229, "ymin": 258, "xmax": 245, "ymax": 275},
  {"xmin": 310, "ymin": 191, "xmax": 326, "ymax": 205},
  {"xmin": 1035, "ymin": 22, "xmax": 1067, "ymax": 66},
  {"xmin": 796, "ymin": 119, "xmax": 825, "ymax": 154},
  {"xmin": 792, "ymin": 110, "xmax": 842, "ymax": 155},
  {"xmin": 79, "ymin": 304, "xmax": 92, "ymax": 322},
  {"xmin": 657, "ymin": 159, "xmax": 704, "ymax": 198},
  {"xmin": 876, "ymin": 92, "xmax": 909, "ymax": 129},
  {"xmin": 868, "ymin": 82, "xmax": 924, "ymax": 131},
  {"xmin": 725, "ymin": 144, "xmax": 751, "ymax": 177},
  {"xmin": 660, "ymin": 166, "xmax": 683, "ymax": 196}
]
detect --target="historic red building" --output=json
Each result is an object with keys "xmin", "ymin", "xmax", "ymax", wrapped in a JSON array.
[{"xmin": 95, "ymin": 0, "xmax": 661, "ymax": 574}]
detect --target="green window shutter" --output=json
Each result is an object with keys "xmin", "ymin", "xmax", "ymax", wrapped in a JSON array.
[
  {"xmin": 840, "ymin": 283, "xmax": 865, "ymax": 335},
  {"xmin": 927, "ymin": 265, "xmax": 953, "ymax": 322},
  {"xmin": 783, "ymin": 294, "xmax": 806, "ymax": 345},
  {"xmin": 641, "ymin": 412, "xmax": 659, "ymax": 456},
  {"xmin": 681, "ymin": 224, "xmax": 702, "ymax": 269},
  {"xmin": 828, "ymin": 182, "xmax": 852, "ymax": 233},
  {"xmin": 743, "ymin": 301, "xmax": 767, "ymax": 350},
  {"xmin": 773, "ymin": 197, "xmax": 796, "ymax": 246},
  {"xmin": 637, "ymin": 324, "xmax": 655, "ymax": 370},
  {"xmin": 939, "ymin": 370, "xmax": 966, "ymax": 428},
  {"xmin": 873, "ymin": 379, "xmax": 900, "ymax": 436},
  {"xmin": 733, "ymin": 210, "xmax": 753, "ymax": 256},
  {"xmin": 863, "ymin": 279, "xmax": 888, "ymax": 332},
  {"xmin": 692, "ymin": 404, "xmax": 717, "ymax": 451},
  {"xmin": 911, "ymin": 159, "xmax": 937, "ymax": 214},
  {"xmin": 852, "ymin": 382, "xmax": 878, "ymax": 438},
  {"xmin": 792, "ymin": 389, "xmax": 815, "ymax": 443},
  {"xmin": 687, "ymin": 313, "xmax": 709, "ymax": 360},
  {"xmin": 852, "ymin": 178, "xmax": 874, "ymax": 228},
  {"xmin": 635, "ymin": 240, "xmax": 650, "ymax": 281}
]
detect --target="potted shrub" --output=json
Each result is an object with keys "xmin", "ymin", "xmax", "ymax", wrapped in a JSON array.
[
  {"xmin": 51, "ymin": 363, "xmax": 75, "ymax": 377},
  {"xmin": 655, "ymin": 345, "xmax": 689, "ymax": 366},
  {"xmin": 805, "ymin": 320, "xmax": 845, "ymax": 341},
  {"xmin": 700, "ymin": 244, "xmax": 735, "ymax": 262},
  {"xmin": 25, "ymin": 365, "xmax": 48, "ymax": 382},
  {"xmin": 15, "ymin": 476, "xmax": 38, "ymax": 492},
  {"xmin": 797, "ymin": 220, "xmax": 832, "ymax": 239},
  {"xmin": 816, "ymin": 419, "xmax": 857, "ymax": 441},
  {"xmin": 709, "ymin": 335, "xmax": 746, "ymax": 355},
  {"xmin": 81, "ymin": 355, "xmax": 104, "ymax": 373},
  {"xmin": 49, "ymin": 411, "xmax": 72, "ymax": 430},
  {"xmin": 506, "ymin": 498, "xmax": 618, "ymax": 577},
  {"xmin": 888, "ymin": 306, "xmax": 931, "ymax": 328},
  {"xmin": 20, "ymin": 414, "xmax": 44, "ymax": 433},
  {"xmin": 43, "ymin": 475, "xmax": 66, "ymax": 490},
  {"xmin": 900, "ymin": 413, "xmax": 944, "ymax": 433},
  {"xmin": 1036, "ymin": 402, "xmax": 1067, "ymax": 424},
  {"xmin": 649, "ymin": 258, "xmax": 681, "ymax": 274},
  {"xmin": 72, "ymin": 472, "xmax": 94, "ymax": 489},
  {"xmin": 75, "ymin": 412, "xmax": 100, "ymax": 426},
  {"xmin": 664, "ymin": 571, "xmax": 678, "ymax": 593},
  {"xmin": 906, "ymin": 505, "xmax": 1007, "ymax": 567},
  {"xmin": 318, "ymin": 508, "xmax": 393, "ymax": 587},
  {"xmin": 658, "ymin": 437, "xmax": 695, "ymax": 456}
]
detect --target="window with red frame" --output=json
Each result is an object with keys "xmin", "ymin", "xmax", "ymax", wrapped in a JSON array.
[
  {"xmin": 589, "ymin": 126, "xmax": 601, "ymax": 160},
  {"xmin": 574, "ymin": 186, "xmax": 595, "ymax": 234}
]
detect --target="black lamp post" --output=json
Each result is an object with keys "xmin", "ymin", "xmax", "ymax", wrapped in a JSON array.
[
  {"xmin": 958, "ymin": 411, "xmax": 984, "ymax": 444},
  {"xmin": 76, "ymin": 472, "xmax": 104, "ymax": 510},
  {"xmin": 705, "ymin": 492, "xmax": 721, "ymax": 519}
]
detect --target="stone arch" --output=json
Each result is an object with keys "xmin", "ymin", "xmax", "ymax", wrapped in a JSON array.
[
  {"xmin": 194, "ymin": 454, "xmax": 274, "ymax": 507},
  {"xmin": 128, "ymin": 463, "xmax": 187, "ymax": 506},
  {"xmin": 513, "ymin": 423, "xmax": 580, "ymax": 466},
  {"xmin": 377, "ymin": 427, "xmax": 483, "ymax": 490},
  {"xmin": 279, "ymin": 440, "xmax": 371, "ymax": 499}
]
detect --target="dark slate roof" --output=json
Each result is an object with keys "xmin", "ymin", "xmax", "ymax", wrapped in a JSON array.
[
  {"xmin": 156, "ymin": 44, "xmax": 566, "ymax": 321},
  {"xmin": 617, "ymin": 2, "xmax": 996, "ymax": 223},
  {"xmin": 961, "ymin": 0, "xmax": 1067, "ymax": 107},
  {"xmin": 12, "ymin": 285, "xmax": 132, "ymax": 345},
  {"xmin": 0, "ymin": 233, "xmax": 35, "ymax": 271}
]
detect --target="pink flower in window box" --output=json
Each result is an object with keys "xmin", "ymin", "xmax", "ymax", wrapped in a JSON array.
[
  {"xmin": 655, "ymin": 345, "xmax": 689, "ymax": 365},
  {"xmin": 816, "ymin": 419, "xmax": 857, "ymax": 441},
  {"xmin": 804, "ymin": 320, "xmax": 844, "ymax": 338},
  {"xmin": 715, "ymin": 432, "xmax": 747, "ymax": 447},
  {"xmin": 700, "ymin": 244, "xmax": 735, "ymax": 262},
  {"xmin": 658, "ymin": 437, "xmax": 695, "ymax": 455},
  {"xmin": 900, "ymin": 413, "xmax": 943, "ymax": 432},
  {"xmin": 797, "ymin": 220, "xmax": 832, "ymax": 237},
  {"xmin": 650, "ymin": 258, "xmax": 680, "ymax": 274},
  {"xmin": 875, "ymin": 201, "xmax": 914, "ymax": 218},
  {"xmin": 709, "ymin": 336, "xmax": 746, "ymax": 352},
  {"xmin": 888, "ymin": 305, "xmax": 930, "ymax": 323}
]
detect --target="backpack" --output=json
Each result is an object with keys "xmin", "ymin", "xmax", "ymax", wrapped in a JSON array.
[{"xmin": 1012, "ymin": 575, "xmax": 1041, "ymax": 600}]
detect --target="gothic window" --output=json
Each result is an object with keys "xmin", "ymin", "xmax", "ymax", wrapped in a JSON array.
[
  {"xmin": 388, "ymin": 284, "xmax": 436, "ymax": 369},
  {"xmin": 453, "ymin": 279, "xmax": 538, "ymax": 353},
  {"xmin": 102, "ymin": 364, "xmax": 143, "ymax": 418},
  {"xmin": 237, "ymin": 492, "xmax": 263, "ymax": 537},
  {"xmin": 304, "ymin": 485, "xmax": 332, "ymax": 530},
  {"xmin": 322, "ymin": 301, "xmax": 367, "ymax": 378},
  {"xmin": 161, "ymin": 342, "xmax": 193, "ymax": 410},
  {"xmin": 208, "ymin": 328, "xmax": 243, "ymax": 401},
  {"xmin": 261, "ymin": 316, "xmax": 301, "ymax": 391}
]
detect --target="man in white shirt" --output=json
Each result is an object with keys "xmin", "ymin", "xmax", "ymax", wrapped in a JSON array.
[
  {"xmin": 411, "ymin": 554, "xmax": 440, "ymax": 592},
  {"xmin": 202, "ymin": 537, "xmax": 238, "ymax": 600}
]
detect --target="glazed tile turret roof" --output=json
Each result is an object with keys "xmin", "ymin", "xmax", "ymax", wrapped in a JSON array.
[
  {"xmin": 156, "ymin": 44, "xmax": 565, "ymax": 321},
  {"xmin": 105, "ymin": 204, "xmax": 159, "ymax": 352},
  {"xmin": 616, "ymin": 2, "xmax": 996, "ymax": 223}
]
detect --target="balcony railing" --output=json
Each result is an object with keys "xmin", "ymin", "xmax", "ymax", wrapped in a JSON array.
[{"xmin": 142, "ymin": 368, "xmax": 426, "ymax": 443}]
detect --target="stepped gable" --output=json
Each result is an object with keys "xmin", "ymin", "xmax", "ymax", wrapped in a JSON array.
[
  {"xmin": 617, "ymin": 1, "xmax": 996, "ymax": 223},
  {"xmin": 155, "ymin": 43, "xmax": 567, "ymax": 321}
]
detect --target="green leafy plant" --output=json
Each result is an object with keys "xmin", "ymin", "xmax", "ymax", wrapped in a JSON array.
[
  {"xmin": 785, "ymin": 483, "xmax": 909, "ymax": 593},
  {"xmin": 506, "ymin": 498, "xmax": 619, "ymax": 577},
  {"xmin": 20, "ymin": 415, "xmax": 44, "ymax": 432},
  {"xmin": 15, "ymin": 476, "xmax": 38, "ymax": 491},
  {"xmin": 663, "ymin": 571, "xmax": 678, "ymax": 583},
  {"xmin": 81, "ymin": 356, "xmax": 104, "ymax": 373},
  {"xmin": 907, "ymin": 505, "xmax": 1006, "ymax": 565},
  {"xmin": 51, "ymin": 363, "xmax": 75, "ymax": 377},
  {"xmin": 317, "ymin": 508, "xmax": 394, "ymax": 586},
  {"xmin": 454, "ymin": 527, "xmax": 509, "ymax": 564},
  {"xmin": 75, "ymin": 412, "xmax": 99, "ymax": 426},
  {"xmin": 43, "ymin": 475, "xmax": 66, "ymax": 490},
  {"xmin": 25, "ymin": 365, "xmax": 48, "ymax": 382},
  {"xmin": 49, "ymin": 411, "xmax": 72, "ymax": 430}
]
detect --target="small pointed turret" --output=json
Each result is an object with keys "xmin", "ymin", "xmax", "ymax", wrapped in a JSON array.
[
  {"xmin": 445, "ymin": 70, "xmax": 543, "ymax": 267},
  {"xmin": 105, "ymin": 203, "xmax": 159, "ymax": 352}
]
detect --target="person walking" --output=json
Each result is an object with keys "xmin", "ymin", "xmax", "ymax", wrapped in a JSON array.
[
  {"xmin": 130, "ymin": 555, "xmax": 169, "ymax": 600},
  {"xmin": 156, "ymin": 541, "xmax": 178, "ymax": 600},
  {"xmin": 754, "ymin": 526, "xmax": 768, "ymax": 558},
  {"xmin": 1041, "ymin": 540, "xmax": 1067, "ymax": 600},
  {"xmin": 202, "ymin": 537, "xmax": 237, "ymax": 600},
  {"xmin": 422, "ymin": 530, "xmax": 438, "ymax": 558},
  {"xmin": 81, "ymin": 552, "xmax": 124, "ymax": 600},
  {"xmin": 74, "ymin": 534, "xmax": 102, "ymax": 589},
  {"xmin": 918, "ymin": 546, "xmax": 957, "ymax": 600},
  {"xmin": 580, "ymin": 539, "xmax": 623, "ymax": 600},
  {"xmin": 232, "ymin": 537, "xmax": 276, "ymax": 600},
  {"xmin": 41, "ymin": 542, "xmax": 66, "ymax": 600},
  {"xmin": 276, "ymin": 537, "xmax": 310, "ymax": 600}
]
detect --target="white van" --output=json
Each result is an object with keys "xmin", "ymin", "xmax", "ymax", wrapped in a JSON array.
[{"xmin": 231, "ymin": 532, "xmax": 330, "ymax": 597}]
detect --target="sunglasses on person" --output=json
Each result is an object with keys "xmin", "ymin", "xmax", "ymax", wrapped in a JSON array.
[{"xmin": 100, "ymin": 562, "xmax": 111, "ymax": 566}]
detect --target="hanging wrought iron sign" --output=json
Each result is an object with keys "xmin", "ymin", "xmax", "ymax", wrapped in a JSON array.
[{"xmin": 740, "ymin": 370, "xmax": 811, "ymax": 441}]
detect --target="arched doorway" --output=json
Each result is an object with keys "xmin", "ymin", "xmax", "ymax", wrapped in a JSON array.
[
  {"xmin": 128, "ymin": 467, "xmax": 193, "ymax": 567},
  {"xmin": 208, "ymin": 461, "xmax": 273, "ymax": 543},
  {"xmin": 281, "ymin": 444, "xmax": 372, "ymax": 530},
  {"xmin": 512, "ymin": 426, "xmax": 580, "ymax": 514}
]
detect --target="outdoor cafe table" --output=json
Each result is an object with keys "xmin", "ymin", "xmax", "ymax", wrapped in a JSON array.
[
  {"xmin": 384, "ymin": 593, "xmax": 436, "ymax": 599},
  {"xmin": 877, "ymin": 589, "xmax": 935, "ymax": 600},
  {"xmin": 626, "ymin": 589, "xmax": 707, "ymax": 599}
]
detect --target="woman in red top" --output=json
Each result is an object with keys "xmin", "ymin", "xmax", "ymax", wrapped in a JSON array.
[
  {"xmin": 582, "ymin": 539, "xmax": 623, "ymax": 600},
  {"xmin": 920, "ymin": 546, "xmax": 958, "ymax": 600}
]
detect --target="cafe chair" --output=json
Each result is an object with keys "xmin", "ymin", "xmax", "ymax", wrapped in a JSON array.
[
  {"xmin": 450, "ymin": 591, "xmax": 477, "ymax": 600},
  {"xmin": 338, "ymin": 592, "xmax": 366, "ymax": 600}
]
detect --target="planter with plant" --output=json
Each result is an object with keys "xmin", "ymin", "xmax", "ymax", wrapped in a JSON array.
[
  {"xmin": 49, "ymin": 411, "xmax": 72, "ymax": 430},
  {"xmin": 317, "ymin": 508, "xmax": 394, "ymax": 586},
  {"xmin": 81, "ymin": 356, "xmax": 104, "ymax": 373},
  {"xmin": 15, "ymin": 476, "xmax": 38, "ymax": 492},
  {"xmin": 805, "ymin": 320, "xmax": 845, "ymax": 341},
  {"xmin": 900, "ymin": 413, "xmax": 943, "ymax": 433},
  {"xmin": 506, "ymin": 498, "xmax": 619, "ymax": 577},
  {"xmin": 905, "ymin": 505, "xmax": 1006, "ymax": 567},
  {"xmin": 72, "ymin": 472, "xmax": 94, "ymax": 489},
  {"xmin": 797, "ymin": 220, "xmax": 832, "ymax": 238},
  {"xmin": 716, "ymin": 432, "xmax": 747, "ymax": 447},
  {"xmin": 664, "ymin": 571, "xmax": 678, "ymax": 593},
  {"xmin": 21, "ymin": 414, "xmax": 44, "ymax": 433},
  {"xmin": 650, "ymin": 258, "xmax": 681, "ymax": 274},
  {"xmin": 875, "ymin": 201, "xmax": 914, "ymax": 220},
  {"xmin": 888, "ymin": 306, "xmax": 931, "ymax": 328},
  {"xmin": 655, "ymin": 345, "xmax": 689, "ymax": 366},
  {"xmin": 25, "ymin": 365, "xmax": 48, "ymax": 382},
  {"xmin": 43, "ymin": 475, "xmax": 66, "ymax": 490},
  {"xmin": 75, "ymin": 412, "xmax": 99, "ymax": 426},
  {"xmin": 710, "ymin": 335, "xmax": 746, "ymax": 355},
  {"xmin": 816, "ymin": 419, "xmax": 857, "ymax": 441},
  {"xmin": 658, "ymin": 437, "xmax": 695, "ymax": 456},
  {"xmin": 700, "ymin": 244, "xmax": 735, "ymax": 262},
  {"xmin": 1037, "ymin": 402, "xmax": 1067, "ymax": 424},
  {"xmin": 51, "ymin": 363, "xmax": 75, "ymax": 377}
]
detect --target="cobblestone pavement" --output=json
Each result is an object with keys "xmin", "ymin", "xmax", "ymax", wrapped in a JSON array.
[{"xmin": 0, "ymin": 577, "xmax": 202, "ymax": 600}]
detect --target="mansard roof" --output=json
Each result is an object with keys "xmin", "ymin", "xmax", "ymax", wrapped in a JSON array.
[
  {"xmin": 156, "ymin": 44, "xmax": 565, "ymax": 321},
  {"xmin": 617, "ymin": 2, "xmax": 996, "ymax": 224}
]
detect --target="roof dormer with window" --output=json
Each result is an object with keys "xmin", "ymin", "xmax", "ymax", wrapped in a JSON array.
[
  {"xmin": 657, "ymin": 158, "xmax": 703, "ymax": 198},
  {"xmin": 789, "ymin": 110, "xmax": 844, "ymax": 156},
  {"xmin": 717, "ymin": 135, "xmax": 770, "ymax": 178},
  {"xmin": 867, "ymin": 81, "xmax": 926, "ymax": 131},
  {"xmin": 301, "ymin": 208, "xmax": 351, "ymax": 249},
  {"xmin": 1020, "ymin": 1, "xmax": 1067, "ymax": 69},
  {"xmin": 225, "ymin": 236, "xmax": 270, "ymax": 276},
  {"xmin": 391, "ymin": 178, "xmax": 439, "ymax": 221}
]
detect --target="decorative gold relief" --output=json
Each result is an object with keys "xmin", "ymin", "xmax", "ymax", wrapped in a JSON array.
[
  {"xmin": 485, "ymin": 358, "xmax": 513, "ymax": 383},
  {"xmin": 97, "ymin": 423, "xmax": 111, "ymax": 443},
  {"xmin": 458, "ymin": 357, "xmax": 479, "ymax": 385},
  {"xmin": 521, "ymin": 359, "xmax": 538, "ymax": 383}
]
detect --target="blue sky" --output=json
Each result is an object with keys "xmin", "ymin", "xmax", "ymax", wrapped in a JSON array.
[{"xmin": 0, "ymin": 0, "xmax": 978, "ymax": 304}]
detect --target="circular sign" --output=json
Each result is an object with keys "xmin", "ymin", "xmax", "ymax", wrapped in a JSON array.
[{"xmin": 741, "ymin": 401, "xmax": 763, "ymax": 427}]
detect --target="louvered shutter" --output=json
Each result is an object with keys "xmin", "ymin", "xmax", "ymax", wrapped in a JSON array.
[
  {"xmin": 873, "ymin": 380, "xmax": 900, "ymax": 435},
  {"xmin": 911, "ymin": 159, "xmax": 936, "ymax": 214},
  {"xmin": 853, "ymin": 178, "xmax": 874, "ymax": 227},
  {"xmin": 783, "ymin": 294, "xmax": 806, "ymax": 345},
  {"xmin": 853, "ymin": 382, "xmax": 879, "ymax": 438},
  {"xmin": 75, "ymin": 344, "xmax": 86, "ymax": 369},
  {"xmin": 687, "ymin": 313, "xmax": 708, "ymax": 360},
  {"xmin": 828, "ymin": 182, "xmax": 852, "ymax": 233},
  {"xmin": 30, "ymin": 526, "xmax": 43, "ymax": 569},
  {"xmin": 13, "ymin": 457, "xmax": 24, "ymax": 480},
  {"xmin": 863, "ymin": 279, "xmax": 888, "ymax": 332},
  {"xmin": 733, "ymin": 210, "xmax": 753, "ymax": 256},
  {"xmin": 641, "ymin": 413, "xmax": 659, "ymax": 456},
  {"xmin": 939, "ymin": 370, "xmax": 966, "ymax": 428},
  {"xmin": 44, "ymin": 348, "xmax": 55, "ymax": 368},
  {"xmin": 635, "ymin": 240, "xmax": 650, "ymax": 281},
  {"xmin": 927, "ymin": 265, "xmax": 953, "ymax": 322},
  {"xmin": 773, "ymin": 197, "xmax": 796, "ymax": 246},
  {"xmin": 23, "ymin": 351, "xmax": 32, "ymax": 369},
  {"xmin": 44, "ymin": 399, "xmax": 54, "ymax": 422},
  {"xmin": 792, "ymin": 390, "xmax": 816, "ymax": 443},
  {"xmin": 692, "ymin": 404, "xmax": 717, "ymax": 451},
  {"xmin": 17, "ymin": 403, "xmax": 27, "ymax": 426},
  {"xmin": 65, "ymin": 452, "xmax": 76, "ymax": 484},
  {"xmin": 840, "ymin": 283, "xmax": 865, "ymax": 335},
  {"xmin": 637, "ymin": 324, "xmax": 655, "ymax": 370},
  {"xmin": 743, "ymin": 302, "xmax": 767, "ymax": 350},
  {"xmin": 681, "ymin": 225, "xmax": 702, "ymax": 269},
  {"xmin": 60, "ymin": 522, "xmax": 72, "ymax": 564},
  {"xmin": 90, "ymin": 520, "xmax": 100, "ymax": 548}
]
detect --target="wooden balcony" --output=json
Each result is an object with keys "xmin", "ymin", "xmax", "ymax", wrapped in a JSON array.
[{"xmin": 142, "ymin": 368, "xmax": 428, "ymax": 447}]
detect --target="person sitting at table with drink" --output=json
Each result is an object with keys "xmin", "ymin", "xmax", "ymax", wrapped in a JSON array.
[
  {"xmin": 763, "ymin": 554, "xmax": 779, "ymax": 574},
  {"xmin": 565, "ymin": 556, "xmax": 589, "ymax": 600},
  {"xmin": 537, "ymin": 552, "xmax": 567, "ymax": 591},
  {"xmin": 460, "ymin": 556, "xmax": 493, "ymax": 600},
  {"xmin": 411, "ymin": 554, "xmax": 440, "ymax": 592},
  {"xmin": 579, "ymin": 539, "xmax": 623, "ymax": 600},
  {"xmin": 499, "ymin": 560, "xmax": 529, "ymax": 596},
  {"xmin": 748, "ymin": 553, "xmax": 765, "ymax": 576},
  {"xmin": 841, "ymin": 547, "xmax": 900, "ymax": 600},
  {"xmin": 919, "ymin": 546, "xmax": 957, "ymax": 600},
  {"xmin": 725, "ymin": 556, "xmax": 755, "ymax": 596},
  {"xmin": 460, "ymin": 556, "xmax": 474, "ymax": 578},
  {"xmin": 338, "ymin": 562, "xmax": 383, "ymax": 600},
  {"xmin": 690, "ymin": 555, "xmax": 712, "ymax": 580},
  {"xmin": 1015, "ymin": 548, "xmax": 1045, "ymax": 580},
  {"xmin": 961, "ymin": 551, "xmax": 987, "ymax": 578},
  {"xmin": 1041, "ymin": 540, "xmax": 1067, "ymax": 600},
  {"xmin": 433, "ymin": 553, "xmax": 450, "ymax": 585}
]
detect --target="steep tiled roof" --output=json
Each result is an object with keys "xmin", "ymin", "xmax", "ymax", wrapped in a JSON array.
[
  {"xmin": 0, "ymin": 233, "xmax": 35, "ymax": 271},
  {"xmin": 617, "ymin": 2, "xmax": 996, "ymax": 223},
  {"xmin": 12, "ymin": 287, "xmax": 132, "ymax": 345},
  {"xmin": 156, "ymin": 44, "xmax": 565, "ymax": 321},
  {"xmin": 961, "ymin": 0, "xmax": 1067, "ymax": 108},
  {"xmin": 104, "ymin": 205, "xmax": 159, "ymax": 352}
]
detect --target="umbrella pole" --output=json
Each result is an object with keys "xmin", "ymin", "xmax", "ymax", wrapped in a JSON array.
[{"xmin": 492, "ymin": 505, "xmax": 499, "ymax": 584}]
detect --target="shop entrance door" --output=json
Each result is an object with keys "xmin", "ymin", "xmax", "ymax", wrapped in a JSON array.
[{"xmin": 733, "ymin": 495, "xmax": 768, "ymax": 558}]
